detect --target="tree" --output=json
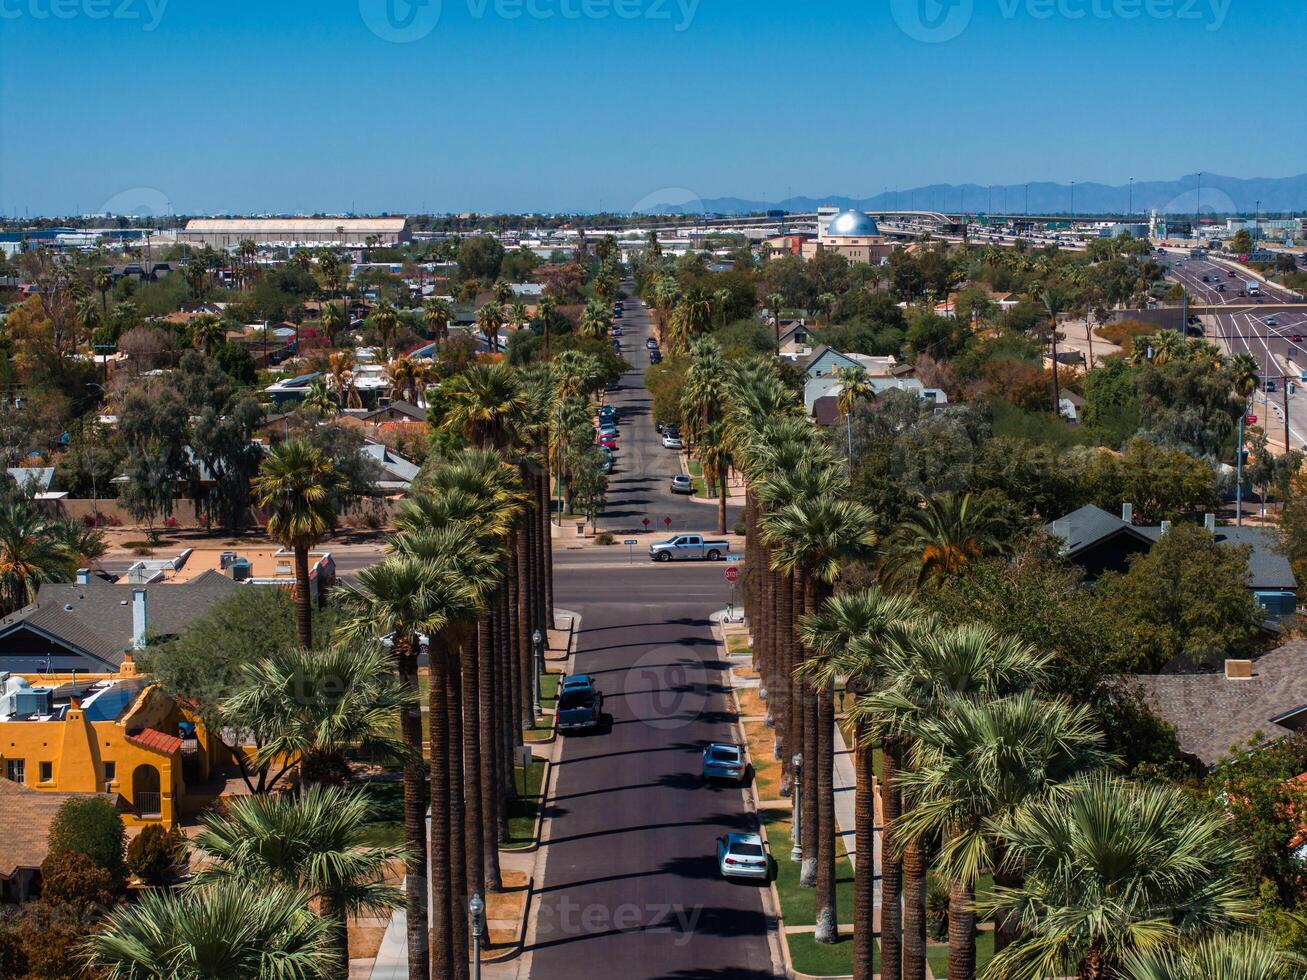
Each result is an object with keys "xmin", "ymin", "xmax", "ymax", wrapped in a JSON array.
[
  {"xmin": 457, "ymin": 235, "xmax": 505, "ymax": 281},
  {"xmin": 370, "ymin": 300, "xmax": 401, "ymax": 359},
  {"xmin": 1120, "ymin": 931, "xmax": 1305, "ymax": 980},
  {"xmin": 578, "ymin": 298, "xmax": 611, "ymax": 340},
  {"xmin": 116, "ymin": 380, "xmax": 191, "ymax": 534},
  {"xmin": 251, "ymin": 440, "xmax": 343, "ymax": 650},
  {"xmin": 86, "ymin": 881, "xmax": 336, "ymax": 979},
  {"xmin": 191, "ymin": 786, "xmax": 407, "ymax": 972},
  {"xmin": 0, "ymin": 497, "xmax": 73, "ymax": 615},
  {"xmin": 980, "ymin": 773, "xmax": 1256, "ymax": 980},
  {"xmin": 47, "ymin": 795, "xmax": 126, "ymax": 885},
  {"xmin": 1094, "ymin": 522, "xmax": 1264, "ymax": 672},
  {"xmin": 126, "ymin": 824, "xmax": 186, "ymax": 886},
  {"xmin": 881, "ymin": 492, "xmax": 1013, "ymax": 589},
  {"xmin": 440, "ymin": 362, "xmax": 527, "ymax": 450},
  {"xmin": 191, "ymin": 315, "xmax": 226, "ymax": 356},
  {"xmin": 1230, "ymin": 229, "xmax": 1255, "ymax": 256},
  {"xmin": 476, "ymin": 301, "xmax": 506, "ymax": 353},
  {"xmin": 424, "ymin": 297, "xmax": 453, "ymax": 342}
]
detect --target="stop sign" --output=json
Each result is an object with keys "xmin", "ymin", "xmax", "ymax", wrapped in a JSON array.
[
  {"xmin": 642, "ymin": 517, "xmax": 651, "ymax": 529},
  {"xmin": 664, "ymin": 516, "xmax": 673, "ymax": 527},
  {"xmin": 725, "ymin": 567, "xmax": 739, "ymax": 583},
  {"xmin": 1247, "ymin": 415, "xmax": 1258, "ymax": 425}
]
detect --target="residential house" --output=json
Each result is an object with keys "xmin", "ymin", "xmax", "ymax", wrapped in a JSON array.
[
  {"xmin": 362, "ymin": 439, "xmax": 420, "ymax": 494},
  {"xmin": 0, "ymin": 778, "xmax": 127, "ymax": 900}
]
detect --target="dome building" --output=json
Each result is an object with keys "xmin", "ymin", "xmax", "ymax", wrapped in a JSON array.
[{"xmin": 802, "ymin": 208, "xmax": 894, "ymax": 265}]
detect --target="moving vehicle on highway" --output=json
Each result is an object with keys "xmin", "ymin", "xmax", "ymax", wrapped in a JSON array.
[
  {"xmin": 702, "ymin": 742, "xmax": 746, "ymax": 783},
  {"xmin": 649, "ymin": 534, "xmax": 731, "ymax": 562},
  {"xmin": 557, "ymin": 675, "xmax": 604, "ymax": 733},
  {"xmin": 670, "ymin": 474, "xmax": 694, "ymax": 495},
  {"xmin": 716, "ymin": 833, "xmax": 768, "ymax": 881},
  {"xmin": 1247, "ymin": 280, "xmax": 1261, "ymax": 296}
]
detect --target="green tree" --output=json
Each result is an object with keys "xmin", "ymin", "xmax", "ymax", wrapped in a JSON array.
[
  {"xmin": 47, "ymin": 795, "xmax": 126, "ymax": 885},
  {"xmin": 881, "ymin": 492, "xmax": 1013, "ymax": 588},
  {"xmin": 0, "ymin": 497, "xmax": 73, "ymax": 615}
]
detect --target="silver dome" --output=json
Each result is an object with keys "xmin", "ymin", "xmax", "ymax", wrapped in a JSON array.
[{"xmin": 826, "ymin": 210, "xmax": 880, "ymax": 237}]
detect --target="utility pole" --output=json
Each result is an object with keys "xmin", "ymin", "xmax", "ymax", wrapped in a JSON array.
[
  {"xmin": 1128, "ymin": 177, "xmax": 1134, "ymax": 216},
  {"xmin": 1284, "ymin": 375, "xmax": 1291, "ymax": 454},
  {"xmin": 1070, "ymin": 180, "xmax": 1076, "ymax": 217}
]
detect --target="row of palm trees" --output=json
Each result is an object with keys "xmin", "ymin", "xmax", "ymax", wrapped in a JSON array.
[{"xmin": 724, "ymin": 359, "xmax": 1295, "ymax": 979}]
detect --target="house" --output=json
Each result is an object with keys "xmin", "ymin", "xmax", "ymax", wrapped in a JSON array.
[
  {"xmin": 775, "ymin": 320, "xmax": 813, "ymax": 358},
  {"xmin": 0, "ymin": 778, "xmax": 126, "ymax": 900},
  {"xmin": 798, "ymin": 345, "xmax": 868, "ymax": 381},
  {"xmin": 362, "ymin": 400, "xmax": 427, "ymax": 426},
  {"xmin": 1133, "ymin": 642, "xmax": 1307, "ymax": 766},
  {"xmin": 804, "ymin": 374, "xmax": 948, "ymax": 416},
  {"xmin": 362, "ymin": 440, "xmax": 420, "ymax": 493},
  {"xmin": 0, "ymin": 570, "xmax": 238, "ymax": 675},
  {"xmin": 1044, "ymin": 504, "xmax": 1297, "ymax": 618}
]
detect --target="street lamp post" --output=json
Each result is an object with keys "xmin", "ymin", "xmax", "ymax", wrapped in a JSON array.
[
  {"xmin": 469, "ymin": 893, "xmax": 485, "ymax": 980},
  {"xmin": 790, "ymin": 753, "xmax": 803, "ymax": 862},
  {"xmin": 532, "ymin": 628, "xmax": 544, "ymax": 718}
]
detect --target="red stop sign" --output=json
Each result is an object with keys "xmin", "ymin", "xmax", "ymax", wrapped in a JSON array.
[
  {"xmin": 664, "ymin": 516, "xmax": 673, "ymax": 527},
  {"xmin": 642, "ymin": 517, "xmax": 651, "ymax": 528},
  {"xmin": 725, "ymin": 567, "xmax": 739, "ymax": 583},
  {"xmin": 1247, "ymin": 415, "xmax": 1258, "ymax": 425}
]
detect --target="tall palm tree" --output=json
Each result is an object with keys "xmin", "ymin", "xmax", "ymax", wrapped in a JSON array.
[
  {"xmin": 93, "ymin": 266, "xmax": 113, "ymax": 315},
  {"xmin": 979, "ymin": 773, "xmax": 1256, "ymax": 980},
  {"xmin": 1041, "ymin": 286, "xmax": 1066, "ymax": 413},
  {"xmin": 896, "ymin": 693, "xmax": 1115, "ymax": 979},
  {"xmin": 192, "ymin": 315, "xmax": 226, "ymax": 356},
  {"xmin": 853, "ymin": 623, "xmax": 1051, "ymax": 980},
  {"xmin": 881, "ymin": 492, "xmax": 1012, "ymax": 589},
  {"xmin": 477, "ymin": 301, "xmax": 506, "ymax": 353},
  {"xmin": 440, "ymin": 363, "xmax": 527, "ymax": 450},
  {"xmin": 386, "ymin": 356, "xmax": 420, "ymax": 403},
  {"xmin": 86, "ymin": 881, "xmax": 335, "ymax": 979},
  {"xmin": 714, "ymin": 287, "xmax": 732, "ymax": 329},
  {"xmin": 834, "ymin": 366, "xmax": 872, "ymax": 475},
  {"xmin": 799, "ymin": 588, "xmax": 921, "ymax": 980},
  {"xmin": 327, "ymin": 351, "xmax": 359, "ymax": 409},
  {"xmin": 0, "ymin": 499, "xmax": 74, "ymax": 615},
  {"xmin": 767, "ymin": 292, "xmax": 785, "ymax": 348},
  {"xmin": 190, "ymin": 786, "xmax": 407, "ymax": 972},
  {"xmin": 424, "ymin": 296, "xmax": 453, "ymax": 343},
  {"xmin": 252, "ymin": 440, "xmax": 343, "ymax": 651},
  {"xmin": 302, "ymin": 378, "xmax": 340, "ymax": 418},
  {"xmin": 371, "ymin": 301, "xmax": 401, "ymax": 360},
  {"xmin": 579, "ymin": 298, "xmax": 611, "ymax": 339},
  {"xmin": 1120, "ymin": 932, "xmax": 1305, "ymax": 980}
]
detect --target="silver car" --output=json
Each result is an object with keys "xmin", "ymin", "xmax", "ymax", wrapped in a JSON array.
[
  {"xmin": 670, "ymin": 474, "xmax": 693, "ymax": 495},
  {"xmin": 702, "ymin": 742, "xmax": 745, "ymax": 782},
  {"xmin": 716, "ymin": 832, "xmax": 768, "ymax": 881},
  {"xmin": 662, "ymin": 434, "xmax": 684, "ymax": 450}
]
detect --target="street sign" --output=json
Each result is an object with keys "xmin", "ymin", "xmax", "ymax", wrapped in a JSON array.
[
  {"xmin": 725, "ymin": 567, "xmax": 739, "ymax": 583},
  {"xmin": 624, "ymin": 539, "xmax": 638, "ymax": 545},
  {"xmin": 642, "ymin": 517, "xmax": 651, "ymax": 529},
  {"xmin": 1247, "ymin": 415, "xmax": 1258, "ymax": 425},
  {"xmin": 663, "ymin": 516, "xmax": 673, "ymax": 527}
]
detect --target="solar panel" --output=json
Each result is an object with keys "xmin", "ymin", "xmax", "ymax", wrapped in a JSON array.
[{"xmin": 82, "ymin": 679, "xmax": 146, "ymax": 722}]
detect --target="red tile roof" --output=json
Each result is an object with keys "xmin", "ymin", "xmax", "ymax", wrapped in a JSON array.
[{"xmin": 126, "ymin": 728, "xmax": 182, "ymax": 756}]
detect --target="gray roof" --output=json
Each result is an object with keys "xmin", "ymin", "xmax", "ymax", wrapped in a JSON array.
[
  {"xmin": 0, "ymin": 571, "xmax": 238, "ymax": 669},
  {"xmin": 1044, "ymin": 505, "xmax": 1150, "ymax": 556},
  {"xmin": 361, "ymin": 441, "xmax": 419, "ymax": 489},
  {"xmin": 364, "ymin": 401, "xmax": 427, "ymax": 423},
  {"xmin": 1134, "ymin": 640, "xmax": 1307, "ymax": 765}
]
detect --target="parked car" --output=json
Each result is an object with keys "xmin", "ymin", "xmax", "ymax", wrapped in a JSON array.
[
  {"xmin": 649, "ymin": 534, "xmax": 731, "ymax": 562},
  {"xmin": 649, "ymin": 351, "xmax": 663, "ymax": 364},
  {"xmin": 599, "ymin": 425, "xmax": 619, "ymax": 440},
  {"xmin": 599, "ymin": 405, "xmax": 618, "ymax": 422},
  {"xmin": 702, "ymin": 742, "xmax": 746, "ymax": 783},
  {"xmin": 716, "ymin": 833, "xmax": 768, "ymax": 881},
  {"xmin": 612, "ymin": 338, "xmax": 622, "ymax": 350},
  {"xmin": 670, "ymin": 474, "xmax": 694, "ymax": 495},
  {"xmin": 599, "ymin": 435, "xmax": 618, "ymax": 451},
  {"xmin": 645, "ymin": 338, "xmax": 659, "ymax": 350},
  {"xmin": 661, "ymin": 434, "xmax": 683, "ymax": 450},
  {"xmin": 557, "ymin": 675, "xmax": 603, "ymax": 733},
  {"xmin": 611, "ymin": 324, "xmax": 622, "ymax": 336}
]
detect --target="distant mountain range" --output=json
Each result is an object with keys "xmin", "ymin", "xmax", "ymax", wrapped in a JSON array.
[{"xmin": 642, "ymin": 173, "xmax": 1307, "ymax": 217}]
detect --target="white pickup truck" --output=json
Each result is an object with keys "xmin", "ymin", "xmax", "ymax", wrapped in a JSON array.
[{"xmin": 649, "ymin": 534, "xmax": 731, "ymax": 562}]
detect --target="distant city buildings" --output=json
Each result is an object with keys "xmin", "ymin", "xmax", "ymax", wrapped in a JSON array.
[{"xmin": 177, "ymin": 217, "xmax": 411, "ymax": 248}]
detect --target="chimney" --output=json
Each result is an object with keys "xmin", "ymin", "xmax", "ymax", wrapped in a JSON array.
[
  {"xmin": 1122, "ymin": 502, "xmax": 1133, "ymax": 524},
  {"xmin": 1225, "ymin": 659, "xmax": 1253, "ymax": 680},
  {"xmin": 132, "ymin": 590, "xmax": 147, "ymax": 650},
  {"xmin": 1204, "ymin": 513, "xmax": 1216, "ymax": 533},
  {"xmin": 76, "ymin": 568, "xmax": 90, "ymax": 585},
  {"xmin": 1160, "ymin": 520, "xmax": 1172, "ymax": 535}
]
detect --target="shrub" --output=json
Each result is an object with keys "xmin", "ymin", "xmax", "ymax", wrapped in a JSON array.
[
  {"xmin": 594, "ymin": 531, "xmax": 615, "ymax": 546},
  {"xmin": 39, "ymin": 851, "xmax": 120, "ymax": 908},
  {"xmin": 47, "ymin": 797, "xmax": 126, "ymax": 883},
  {"xmin": 126, "ymin": 825, "xmax": 186, "ymax": 885}
]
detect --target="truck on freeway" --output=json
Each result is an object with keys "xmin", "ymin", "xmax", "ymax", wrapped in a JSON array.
[{"xmin": 1246, "ymin": 280, "xmax": 1261, "ymax": 296}]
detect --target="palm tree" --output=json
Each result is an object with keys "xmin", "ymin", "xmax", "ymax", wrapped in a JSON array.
[
  {"xmin": 834, "ymin": 366, "xmax": 872, "ymax": 475},
  {"xmin": 507, "ymin": 300, "xmax": 530, "ymax": 336},
  {"xmin": 0, "ymin": 499, "xmax": 74, "ymax": 616},
  {"xmin": 881, "ymin": 492, "xmax": 1012, "ymax": 589},
  {"xmin": 767, "ymin": 292, "xmax": 785, "ymax": 348},
  {"xmin": 320, "ymin": 300, "xmax": 346, "ymax": 345},
  {"xmin": 477, "ymin": 301, "xmax": 506, "ymax": 353},
  {"xmin": 699, "ymin": 421, "xmax": 732, "ymax": 535},
  {"xmin": 328, "ymin": 351, "xmax": 359, "ymax": 409},
  {"xmin": 852, "ymin": 623, "xmax": 1050, "ymax": 980},
  {"xmin": 714, "ymin": 287, "xmax": 732, "ymax": 329},
  {"xmin": 190, "ymin": 786, "xmax": 407, "ymax": 972},
  {"xmin": 371, "ymin": 300, "xmax": 401, "ymax": 359},
  {"xmin": 440, "ymin": 363, "xmax": 527, "ymax": 450},
  {"xmin": 86, "ymin": 881, "xmax": 335, "ymax": 979},
  {"xmin": 252, "ymin": 440, "xmax": 343, "ymax": 650},
  {"xmin": 424, "ymin": 297, "xmax": 453, "ymax": 343},
  {"xmin": 386, "ymin": 356, "xmax": 420, "ymax": 403},
  {"xmin": 1041, "ymin": 287, "xmax": 1066, "ymax": 413},
  {"xmin": 219, "ymin": 641, "xmax": 413, "ymax": 788},
  {"xmin": 192, "ymin": 315, "xmax": 226, "ymax": 356},
  {"xmin": 1120, "ymin": 932, "xmax": 1305, "ymax": 980},
  {"xmin": 799, "ymin": 588, "xmax": 921, "ymax": 980},
  {"xmin": 493, "ymin": 279, "xmax": 515, "ymax": 307},
  {"xmin": 302, "ymin": 378, "xmax": 340, "ymax": 418},
  {"xmin": 93, "ymin": 266, "xmax": 113, "ymax": 315},
  {"xmin": 896, "ymin": 693, "xmax": 1115, "ymax": 978},
  {"xmin": 536, "ymin": 294, "xmax": 558, "ymax": 360},
  {"xmin": 817, "ymin": 291, "xmax": 838, "ymax": 326},
  {"xmin": 764, "ymin": 494, "xmax": 876, "ymax": 941},
  {"xmin": 579, "ymin": 298, "xmax": 611, "ymax": 339},
  {"xmin": 980, "ymin": 773, "xmax": 1256, "ymax": 980}
]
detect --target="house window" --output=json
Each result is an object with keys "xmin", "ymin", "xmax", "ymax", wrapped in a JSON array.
[
  {"xmin": 5, "ymin": 759, "xmax": 24, "ymax": 784},
  {"xmin": 39, "ymin": 762, "xmax": 52, "ymax": 783},
  {"xmin": 103, "ymin": 761, "xmax": 116, "ymax": 783}
]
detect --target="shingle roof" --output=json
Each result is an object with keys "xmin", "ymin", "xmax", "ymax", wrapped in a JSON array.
[
  {"xmin": 0, "ymin": 571, "xmax": 238, "ymax": 669},
  {"xmin": 1134, "ymin": 640, "xmax": 1307, "ymax": 765},
  {"xmin": 0, "ymin": 779, "xmax": 123, "ymax": 877},
  {"xmin": 1044, "ymin": 505, "xmax": 1150, "ymax": 556}
]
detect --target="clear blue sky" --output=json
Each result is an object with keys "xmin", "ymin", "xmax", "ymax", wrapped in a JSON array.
[{"xmin": 2, "ymin": 0, "xmax": 1305, "ymax": 216}]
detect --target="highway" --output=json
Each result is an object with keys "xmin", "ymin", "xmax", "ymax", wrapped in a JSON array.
[{"xmin": 1165, "ymin": 255, "xmax": 1307, "ymax": 452}]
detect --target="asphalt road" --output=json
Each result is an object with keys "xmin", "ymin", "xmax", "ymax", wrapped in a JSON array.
[
  {"xmin": 528, "ymin": 553, "xmax": 777, "ymax": 980},
  {"xmin": 598, "ymin": 295, "xmax": 742, "ymax": 538},
  {"xmin": 1164, "ymin": 255, "xmax": 1307, "ymax": 450}
]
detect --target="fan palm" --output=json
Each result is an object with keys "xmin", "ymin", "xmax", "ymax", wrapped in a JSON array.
[
  {"xmin": 978, "ymin": 773, "xmax": 1256, "ymax": 980},
  {"xmin": 766, "ymin": 292, "xmax": 785, "ymax": 347},
  {"xmin": 370, "ymin": 300, "xmax": 401, "ymax": 359},
  {"xmin": 440, "ymin": 363, "xmax": 527, "ymax": 450},
  {"xmin": 192, "ymin": 314, "xmax": 226, "ymax": 356},
  {"xmin": 252, "ymin": 440, "xmax": 343, "ymax": 650},
  {"xmin": 190, "ymin": 786, "xmax": 407, "ymax": 971},
  {"xmin": 881, "ymin": 492, "xmax": 1012, "ymax": 589},
  {"xmin": 477, "ymin": 301, "xmax": 506, "ymax": 352},
  {"xmin": 85, "ymin": 880, "xmax": 335, "ymax": 979},
  {"xmin": 0, "ymin": 498, "xmax": 74, "ymax": 616},
  {"xmin": 579, "ymin": 298, "xmax": 611, "ymax": 340},
  {"xmin": 895, "ymin": 693, "xmax": 1115, "ymax": 979},
  {"xmin": 1119, "ymin": 931, "xmax": 1304, "ymax": 980},
  {"xmin": 301, "ymin": 378, "xmax": 339, "ymax": 418},
  {"xmin": 424, "ymin": 297, "xmax": 453, "ymax": 343}
]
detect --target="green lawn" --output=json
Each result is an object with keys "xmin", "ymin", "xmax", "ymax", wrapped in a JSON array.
[
  {"xmin": 357, "ymin": 779, "xmax": 405, "ymax": 848},
  {"xmin": 763, "ymin": 811, "xmax": 856, "ymax": 928},
  {"xmin": 928, "ymin": 930, "xmax": 994, "ymax": 977},
  {"xmin": 686, "ymin": 458, "xmax": 709, "ymax": 498},
  {"xmin": 788, "ymin": 932, "xmax": 864, "ymax": 978},
  {"xmin": 540, "ymin": 670, "xmax": 560, "ymax": 710},
  {"xmin": 503, "ymin": 757, "xmax": 546, "ymax": 849}
]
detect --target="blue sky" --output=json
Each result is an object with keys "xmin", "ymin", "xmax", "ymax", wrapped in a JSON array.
[{"xmin": 2, "ymin": 0, "xmax": 1305, "ymax": 216}]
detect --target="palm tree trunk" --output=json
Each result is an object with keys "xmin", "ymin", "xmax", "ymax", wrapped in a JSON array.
[
  {"xmin": 901, "ymin": 836, "xmax": 928, "ymax": 980},
  {"xmin": 947, "ymin": 879, "xmax": 976, "ymax": 980},
  {"xmin": 539, "ymin": 469, "xmax": 556, "ymax": 630},
  {"xmin": 447, "ymin": 652, "xmax": 471, "ymax": 980},
  {"xmin": 515, "ymin": 528, "xmax": 533, "ymax": 729},
  {"xmin": 427, "ymin": 648, "xmax": 453, "ymax": 980},
  {"xmin": 776, "ymin": 568, "xmax": 795, "ymax": 798},
  {"xmin": 799, "ymin": 579, "xmax": 818, "ymax": 890},
  {"xmin": 814, "ymin": 684, "xmax": 838, "ymax": 944},
  {"xmin": 717, "ymin": 467, "xmax": 727, "ymax": 536},
  {"xmin": 477, "ymin": 620, "xmax": 503, "ymax": 891},
  {"xmin": 463, "ymin": 630, "xmax": 486, "ymax": 901},
  {"xmin": 991, "ymin": 860, "xmax": 1020, "ymax": 954},
  {"xmin": 293, "ymin": 544, "xmax": 312, "ymax": 650},
  {"xmin": 326, "ymin": 896, "xmax": 350, "ymax": 976},
  {"xmin": 880, "ymin": 739, "xmax": 904, "ymax": 980},
  {"xmin": 852, "ymin": 719, "xmax": 876, "ymax": 980},
  {"xmin": 391, "ymin": 641, "xmax": 428, "ymax": 980}
]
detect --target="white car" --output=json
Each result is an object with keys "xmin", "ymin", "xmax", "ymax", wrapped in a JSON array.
[
  {"xmin": 716, "ymin": 832, "xmax": 769, "ymax": 881},
  {"xmin": 662, "ymin": 434, "xmax": 683, "ymax": 450}
]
